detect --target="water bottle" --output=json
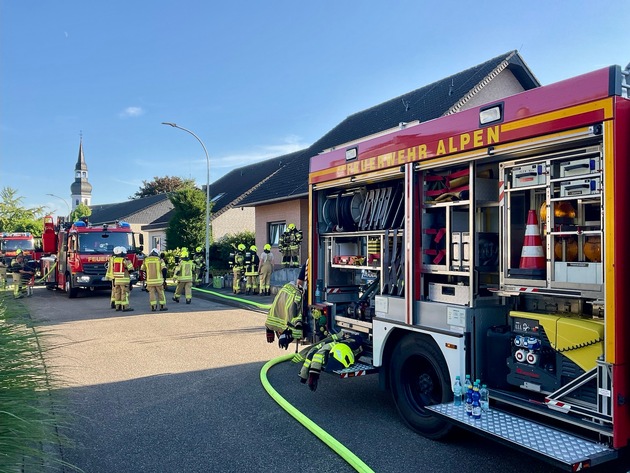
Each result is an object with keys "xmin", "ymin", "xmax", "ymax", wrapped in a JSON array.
[
  {"xmin": 480, "ymin": 384, "xmax": 489, "ymax": 413},
  {"xmin": 315, "ymin": 279, "xmax": 323, "ymax": 303},
  {"xmin": 452, "ymin": 376, "xmax": 462, "ymax": 406},
  {"xmin": 464, "ymin": 376, "xmax": 473, "ymax": 416},
  {"xmin": 471, "ymin": 386, "xmax": 481, "ymax": 420}
]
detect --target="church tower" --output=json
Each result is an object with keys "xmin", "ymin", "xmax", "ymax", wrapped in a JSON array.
[{"xmin": 70, "ymin": 137, "xmax": 93, "ymax": 210}]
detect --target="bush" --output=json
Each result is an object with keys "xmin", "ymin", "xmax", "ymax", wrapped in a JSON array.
[
  {"xmin": 209, "ymin": 231, "xmax": 255, "ymax": 272},
  {"xmin": 0, "ymin": 294, "xmax": 76, "ymax": 471}
]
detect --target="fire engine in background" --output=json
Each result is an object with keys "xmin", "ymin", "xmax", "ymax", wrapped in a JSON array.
[
  {"xmin": 40, "ymin": 216, "xmax": 144, "ymax": 298},
  {"xmin": 0, "ymin": 232, "xmax": 40, "ymax": 265},
  {"xmin": 307, "ymin": 64, "xmax": 629, "ymax": 470}
]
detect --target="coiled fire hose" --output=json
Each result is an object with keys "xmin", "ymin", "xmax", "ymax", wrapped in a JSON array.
[{"xmin": 260, "ymin": 354, "xmax": 374, "ymax": 473}]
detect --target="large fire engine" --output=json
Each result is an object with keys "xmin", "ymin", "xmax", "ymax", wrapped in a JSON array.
[
  {"xmin": 0, "ymin": 232, "xmax": 39, "ymax": 265},
  {"xmin": 41, "ymin": 216, "xmax": 144, "ymax": 298},
  {"xmin": 307, "ymin": 64, "xmax": 629, "ymax": 469}
]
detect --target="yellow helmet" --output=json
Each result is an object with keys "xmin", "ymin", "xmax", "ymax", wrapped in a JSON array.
[
  {"xmin": 264, "ymin": 244, "xmax": 271, "ymax": 251},
  {"xmin": 250, "ymin": 245, "xmax": 257, "ymax": 252},
  {"xmin": 325, "ymin": 343, "xmax": 355, "ymax": 372},
  {"xmin": 180, "ymin": 248, "xmax": 189, "ymax": 258},
  {"xmin": 196, "ymin": 246, "xmax": 202, "ymax": 253},
  {"xmin": 288, "ymin": 223, "xmax": 296, "ymax": 230},
  {"xmin": 238, "ymin": 243, "xmax": 246, "ymax": 251}
]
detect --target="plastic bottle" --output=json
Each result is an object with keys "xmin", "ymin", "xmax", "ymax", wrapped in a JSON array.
[
  {"xmin": 452, "ymin": 376, "xmax": 462, "ymax": 406},
  {"xmin": 480, "ymin": 384, "xmax": 489, "ymax": 413},
  {"xmin": 471, "ymin": 386, "xmax": 481, "ymax": 420},
  {"xmin": 464, "ymin": 375, "xmax": 474, "ymax": 416}
]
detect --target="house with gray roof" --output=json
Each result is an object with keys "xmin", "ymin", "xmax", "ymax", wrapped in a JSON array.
[{"xmin": 238, "ymin": 50, "xmax": 539, "ymax": 264}]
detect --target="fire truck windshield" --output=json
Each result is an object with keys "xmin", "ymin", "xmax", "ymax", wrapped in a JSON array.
[
  {"xmin": 0, "ymin": 239, "xmax": 35, "ymax": 251},
  {"xmin": 78, "ymin": 233, "xmax": 134, "ymax": 254}
]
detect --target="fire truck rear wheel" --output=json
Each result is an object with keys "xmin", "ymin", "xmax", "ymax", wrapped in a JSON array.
[
  {"xmin": 65, "ymin": 274, "xmax": 78, "ymax": 298},
  {"xmin": 389, "ymin": 334, "xmax": 452, "ymax": 440}
]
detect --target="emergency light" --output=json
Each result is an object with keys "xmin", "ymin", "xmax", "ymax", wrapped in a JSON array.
[{"xmin": 479, "ymin": 104, "xmax": 502, "ymax": 125}]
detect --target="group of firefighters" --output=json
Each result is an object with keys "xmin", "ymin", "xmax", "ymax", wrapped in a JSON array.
[
  {"xmin": 228, "ymin": 242, "xmax": 274, "ymax": 295},
  {"xmin": 105, "ymin": 246, "xmax": 198, "ymax": 312}
]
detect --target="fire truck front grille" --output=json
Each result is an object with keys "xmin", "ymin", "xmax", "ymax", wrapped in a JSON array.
[{"xmin": 82, "ymin": 264, "xmax": 106, "ymax": 277}]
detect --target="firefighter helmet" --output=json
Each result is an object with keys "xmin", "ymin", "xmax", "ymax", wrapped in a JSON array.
[
  {"xmin": 15, "ymin": 248, "xmax": 23, "ymax": 256},
  {"xmin": 150, "ymin": 248, "xmax": 159, "ymax": 256},
  {"xmin": 325, "ymin": 342, "xmax": 355, "ymax": 372},
  {"xmin": 250, "ymin": 245, "xmax": 258, "ymax": 252},
  {"xmin": 114, "ymin": 246, "xmax": 125, "ymax": 256},
  {"xmin": 287, "ymin": 223, "xmax": 296, "ymax": 231},
  {"xmin": 237, "ymin": 243, "xmax": 246, "ymax": 252},
  {"xmin": 264, "ymin": 244, "xmax": 271, "ymax": 251},
  {"xmin": 180, "ymin": 248, "xmax": 189, "ymax": 258},
  {"xmin": 196, "ymin": 246, "xmax": 202, "ymax": 253}
]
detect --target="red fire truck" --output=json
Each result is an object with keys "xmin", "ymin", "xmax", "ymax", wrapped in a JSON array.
[
  {"xmin": 41, "ymin": 216, "xmax": 144, "ymax": 298},
  {"xmin": 307, "ymin": 64, "xmax": 629, "ymax": 469},
  {"xmin": 0, "ymin": 232, "xmax": 39, "ymax": 265}
]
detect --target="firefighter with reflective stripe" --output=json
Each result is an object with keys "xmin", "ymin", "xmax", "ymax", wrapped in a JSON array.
[
  {"xmin": 112, "ymin": 246, "xmax": 134, "ymax": 312},
  {"xmin": 10, "ymin": 249, "xmax": 33, "ymax": 299},
  {"xmin": 142, "ymin": 248, "xmax": 168, "ymax": 311},
  {"xmin": 173, "ymin": 248, "xmax": 195, "ymax": 304},
  {"xmin": 265, "ymin": 282, "xmax": 303, "ymax": 348},
  {"xmin": 229, "ymin": 243, "xmax": 246, "ymax": 294},
  {"xmin": 258, "ymin": 243, "xmax": 274, "ymax": 296},
  {"xmin": 193, "ymin": 246, "xmax": 206, "ymax": 286},
  {"xmin": 298, "ymin": 335, "xmax": 362, "ymax": 391},
  {"xmin": 244, "ymin": 244, "xmax": 260, "ymax": 295}
]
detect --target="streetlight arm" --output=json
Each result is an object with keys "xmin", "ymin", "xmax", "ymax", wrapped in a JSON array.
[
  {"xmin": 162, "ymin": 122, "xmax": 211, "ymax": 285},
  {"xmin": 46, "ymin": 193, "xmax": 71, "ymax": 217}
]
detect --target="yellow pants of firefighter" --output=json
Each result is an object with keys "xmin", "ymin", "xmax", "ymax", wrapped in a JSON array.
[
  {"xmin": 246, "ymin": 273, "xmax": 259, "ymax": 293},
  {"xmin": 12, "ymin": 273, "xmax": 27, "ymax": 297},
  {"xmin": 148, "ymin": 284, "xmax": 166, "ymax": 308},
  {"xmin": 259, "ymin": 261, "xmax": 272, "ymax": 293},
  {"xmin": 232, "ymin": 268, "xmax": 242, "ymax": 293},
  {"xmin": 174, "ymin": 281, "xmax": 192, "ymax": 301},
  {"xmin": 113, "ymin": 282, "xmax": 130, "ymax": 308}
]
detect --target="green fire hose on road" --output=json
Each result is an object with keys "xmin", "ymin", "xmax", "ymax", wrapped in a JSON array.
[
  {"xmin": 193, "ymin": 285, "xmax": 373, "ymax": 471},
  {"xmin": 260, "ymin": 354, "xmax": 375, "ymax": 473},
  {"xmin": 192, "ymin": 286, "xmax": 272, "ymax": 310}
]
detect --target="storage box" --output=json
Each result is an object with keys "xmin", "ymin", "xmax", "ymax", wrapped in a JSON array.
[
  {"xmin": 559, "ymin": 157, "xmax": 601, "ymax": 178},
  {"xmin": 428, "ymin": 282, "xmax": 470, "ymax": 305},
  {"xmin": 511, "ymin": 163, "xmax": 545, "ymax": 188},
  {"xmin": 560, "ymin": 178, "xmax": 600, "ymax": 197},
  {"xmin": 554, "ymin": 262, "xmax": 602, "ymax": 285}
]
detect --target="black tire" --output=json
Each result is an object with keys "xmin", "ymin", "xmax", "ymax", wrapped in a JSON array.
[
  {"xmin": 65, "ymin": 274, "xmax": 78, "ymax": 299},
  {"xmin": 389, "ymin": 334, "xmax": 452, "ymax": 439}
]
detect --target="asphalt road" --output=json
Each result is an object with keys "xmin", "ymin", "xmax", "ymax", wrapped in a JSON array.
[{"xmin": 24, "ymin": 286, "xmax": 628, "ymax": 473}]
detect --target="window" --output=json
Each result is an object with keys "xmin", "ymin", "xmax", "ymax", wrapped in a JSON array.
[{"xmin": 268, "ymin": 222, "xmax": 286, "ymax": 247}]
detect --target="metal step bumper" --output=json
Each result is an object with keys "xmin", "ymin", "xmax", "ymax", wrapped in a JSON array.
[{"xmin": 426, "ymin": 403, "xmax": 617, "ymax": 471}]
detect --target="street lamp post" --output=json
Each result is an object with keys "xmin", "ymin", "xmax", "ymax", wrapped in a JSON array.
[
  {"xmin": 46, "ymin": 193, "xmax": 71, "ymax": 219},
  {"xmin": 162, "ymin": 122, "xmax": 211, "ymax": 285}
]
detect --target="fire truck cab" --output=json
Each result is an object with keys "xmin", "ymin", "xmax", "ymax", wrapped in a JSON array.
[
  {"xmin": 41, "ymin": 216, "xmax": 144, "ymax": 298},
  {"xmin": 0, "ymin": 232, "xmax": 37, "ymax": 265},
  {"xmin": 307, "ymin": 65, "xmax": 630, "ymax": 469}
]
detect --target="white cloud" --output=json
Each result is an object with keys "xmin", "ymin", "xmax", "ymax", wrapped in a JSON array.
[{"xmin": 119, "ymin": 107, "xmax": 144, "ymax": 118}]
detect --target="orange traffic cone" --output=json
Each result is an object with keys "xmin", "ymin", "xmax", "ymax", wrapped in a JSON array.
[{"xmin": 519, "ymin": 210, "xmax": 545, "ymax": 270}]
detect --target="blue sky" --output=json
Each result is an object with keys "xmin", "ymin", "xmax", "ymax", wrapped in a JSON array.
[{"xmin": 1, "ymin": 1, "xmax": 628, "ymax": 216}]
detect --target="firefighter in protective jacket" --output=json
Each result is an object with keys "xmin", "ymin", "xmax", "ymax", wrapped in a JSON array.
[
  {"xmin": 244, "ymin": 245, "xmax": 259, "ymax": 295},
  {"xmin": 173, "ymin": 248, "xmax": 195, "ymax": 304},
  {"xmin": 265, "ymin": 282, "xmax": 303, "ymax": 349},
  {"xmin": 278, "ymin": 223, "xmax": 303, "ymax": 267},
  {"xmin": 229, "ymin": 243, "xmax": 246, "ymax": 294},
  {"xmin": 141, "ymin": 248, "xmax": 168, "ymax": 311},
  {"xmin": 111, "ymin": 246, "xmax": 134, "ymax": 312}
]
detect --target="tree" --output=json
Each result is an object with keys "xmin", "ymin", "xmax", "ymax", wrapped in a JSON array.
[
  {"xmin": 0, "ymin": 187, "xmax": 45, "ymax": 235},
  {"xmin": 70, "ymin": 203, "xmax": 92, "ymax": 223},
  {"xmin": 165, "ymin": 187, "xmax": 211, "ymax": 251},
  {"xmin": 130, "ymin": 176, "xmax": 196, "ymax": 199}
]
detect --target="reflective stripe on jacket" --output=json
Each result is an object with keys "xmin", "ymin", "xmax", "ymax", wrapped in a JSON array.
[
  {"xmin": 112, "ymin": 257, "xmax": 133, "ymax": 283},
  {"xmin": 174, "ymin": 259, "xmax": 194, "ymax": 282},
  {"xmin": 265, "ymin": 282, "xmax": 303, "ymax": 338}
]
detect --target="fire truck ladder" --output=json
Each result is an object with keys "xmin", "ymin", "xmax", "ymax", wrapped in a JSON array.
[{"xmin": 426, "ymin": 402, "xmax": 616, "ymax": 470}]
